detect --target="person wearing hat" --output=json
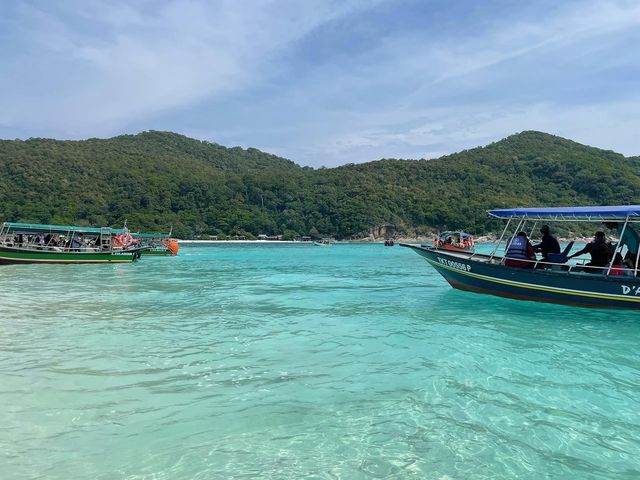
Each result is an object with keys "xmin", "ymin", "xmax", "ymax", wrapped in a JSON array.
[
  {"xmin": 567, "ymin": 231, "xmax": 613, "ymax": 273},
  {"xmin": 532, "ymin": 224, "xmax": 560, "ymax": 265}
]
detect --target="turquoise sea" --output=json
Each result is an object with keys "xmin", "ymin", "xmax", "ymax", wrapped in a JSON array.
[{"xmin": 1, "ymin": 243, "xmax": 639, "ymax": 479}]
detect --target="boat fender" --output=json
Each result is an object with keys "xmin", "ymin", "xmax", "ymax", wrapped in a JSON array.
[{"xmin": 167, "ymin": 240, "xmax": 179, "ymax": 256}]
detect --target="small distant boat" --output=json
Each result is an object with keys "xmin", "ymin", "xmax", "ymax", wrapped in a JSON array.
[
  {"xmin": 314, "ymin": 238, "xmax": 334, "ymax": 246},
  {"xmin": 0, "ymin": 222, "xmax": 144, "ymax": 264},
  {"xmin": 431, "ymin": 231, "xmax": 474, "ymax": 253},
  {"xmin": 132, "ymin": 232, "xmax": 179, "ymax": 256},
  {"xmin": 402, "ymin": 205, "xmax": 640, "ymax": 310}
]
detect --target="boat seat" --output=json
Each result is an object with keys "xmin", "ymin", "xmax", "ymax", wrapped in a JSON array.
[{"xmin": 547, "ymin": 241, "xmax": 574, "ymax": 264}]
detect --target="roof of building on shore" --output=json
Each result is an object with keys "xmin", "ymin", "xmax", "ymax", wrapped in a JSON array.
[{"xmin": 488, "ymin": 205, "xmax": 640, "ymax": 221}]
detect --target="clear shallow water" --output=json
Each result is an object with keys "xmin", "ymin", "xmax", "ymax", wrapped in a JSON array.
[{"xmin": 1, "ymin": 243, "xmax": 639, "ymax": 479}]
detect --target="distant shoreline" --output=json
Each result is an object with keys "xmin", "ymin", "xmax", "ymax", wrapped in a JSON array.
[
  {"xmin": 178, "ymin": 235, "xmax": 596, "ymax": 244},
  {"xmin": 179, "ymin": 239, "xmax": 301, "ymax": 244}
]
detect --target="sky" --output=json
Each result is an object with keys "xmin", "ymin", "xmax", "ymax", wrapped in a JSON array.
[{"xmin": 1, "ymin": 0, "xmax": 640, "ymax": 167}]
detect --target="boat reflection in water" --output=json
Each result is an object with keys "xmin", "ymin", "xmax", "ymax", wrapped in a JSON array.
[{"xmin": 402, "ymin": 205, "xmax": 640, "ymax": 310}]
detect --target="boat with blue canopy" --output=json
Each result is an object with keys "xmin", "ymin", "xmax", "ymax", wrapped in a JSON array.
[
  {"xmin": 0, "ymin": 222, "xmax": 145, "ymax": 264},
  {"xmin": 401, "ymin": 205, "xmax": 640, "ymax": 310}
]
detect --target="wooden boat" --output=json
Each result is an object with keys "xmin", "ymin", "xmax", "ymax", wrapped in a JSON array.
[
  {"xmin": 402, "ymin": 206, "xmax": 640, "ymax": 310},
  {"xmin": 0, "ymin": 222, "xmax": 144, "ymax": 264},
  {"xmin": 431, "ymin": 231, "xmax": 474, "ymax": 253},
  {"xmin": 132, "ymin": 232, "xmax": 179, "ymax": 256}
]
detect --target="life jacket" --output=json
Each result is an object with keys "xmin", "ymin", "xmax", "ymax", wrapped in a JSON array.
[
  {"xmin": 506, "ymin": 236, "xmax": 529, "ymax": 260},
  {"xmin": 609, "ymin": 264, "xmax": 625, "ymax": 276}
]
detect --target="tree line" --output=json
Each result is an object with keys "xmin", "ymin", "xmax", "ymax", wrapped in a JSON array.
[{"xmin": 0, "ymin": 130, "xmax": 638, "ymax": 239}]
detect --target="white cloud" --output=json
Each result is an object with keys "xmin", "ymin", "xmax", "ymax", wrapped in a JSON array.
[
  {"xmin": 262, "ymin": 0, "xmax": 640, "ymax": 165},
  {"xmin": 306, "ymin": 99, "xmax": 640, "ymax": 166},
  {"xmin": 431, "ymin": 0, "xmax": 640, "ymax": 82},
  {"xmin": 299, "ymin": 0, "xmax": 640, "ymax": 106},
  {"xmin": 2, "ymin": 0, "xmax": 640, "ymax": 166},
  {"xmin": 0, "ymin": 0, "xmax": 380, "ymax": 135}
]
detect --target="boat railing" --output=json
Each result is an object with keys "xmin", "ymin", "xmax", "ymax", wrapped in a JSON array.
[
  {"xmin": 423, "ymin": 246, "xmax": 635, "ymax": 276},
  {"xmin": 498, "ymin": 254, "xmax": 638, "ymax": 277},
  {"xmin": 0, "ymin": 237, "xmax": 138, "ymax": 254}
]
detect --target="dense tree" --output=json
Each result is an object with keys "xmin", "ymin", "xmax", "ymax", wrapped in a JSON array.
[{"xmin": 0, "ymin": 131, "xmax": 638, "ymax": 238}]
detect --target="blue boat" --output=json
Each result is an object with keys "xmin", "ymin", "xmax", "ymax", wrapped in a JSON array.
[{"xmin": 402, "ymin": 205, "xmax": 640, "ymax": 310}]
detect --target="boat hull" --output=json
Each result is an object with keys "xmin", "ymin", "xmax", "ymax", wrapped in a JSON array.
[
  {"xmin": 0, "ymin": 245, "xmax": 137, "ymax": 264},
  {"xmin": 140, "ymin": 249, "xmax": 174, "ymax": 256},
  {"xmin": 402, "ymin": 244, "xmax": 640, "ymax": 310},
  {"xmin": 439, "ymin": 244, "xmax": 473, "ymax": 253}
]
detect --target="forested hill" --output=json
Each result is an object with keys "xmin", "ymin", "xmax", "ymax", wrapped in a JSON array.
[{"xmin": 0, "ymin": 130, "xmax": 638, "ymax": 239}]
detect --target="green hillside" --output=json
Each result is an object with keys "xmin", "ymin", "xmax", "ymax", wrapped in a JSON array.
[{"xmin": 0, "ymin": 130, "xmax": 638, "ymax": 238}]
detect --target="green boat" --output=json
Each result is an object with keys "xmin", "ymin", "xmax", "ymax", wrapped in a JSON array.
[
  {"xmin": 0, "ymin": 222, "xmax": 144, "ymax": 264},
  {"xmin": 132, "ymin": 232, "xmax": 179, "ymax": 256}
]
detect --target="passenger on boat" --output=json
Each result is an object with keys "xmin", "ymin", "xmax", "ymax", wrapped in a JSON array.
[
  {"xmin": 533, "ymin": 225, "xmax": 560, "ymax": 265},
  {"xmin": 567, "ymin": 231, "xmax": 612, "ymax": 273},
  {"xmin": 608, "ymin": 253, "xmax": 627, "ymax": 276},
  {"xmin": 604, "ymin": 222, "xmax": 639, "ymax": 268},
  {"xmin": 504, "ymin": 231, "xmax": 536, "ymax": 268},
  {"xmin": 70, "ymin": 234, "xmax": 82, "ymax": 252}
]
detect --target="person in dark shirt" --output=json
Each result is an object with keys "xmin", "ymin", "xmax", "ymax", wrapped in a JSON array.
[
  {"xmin": 533, "ymin": 225, "xmax": 560, "ymax": 265},
  {"xmin": 567, "ymin": 231, "xmax": 613, "ymax": 273}
]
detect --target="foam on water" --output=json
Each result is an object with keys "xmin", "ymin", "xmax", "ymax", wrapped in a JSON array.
[{"xmin": 1, "ymin": 244, "xmax": 639, "ymax": 479}]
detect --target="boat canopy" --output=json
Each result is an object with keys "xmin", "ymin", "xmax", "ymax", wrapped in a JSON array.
[
  {"xmin": 1, "ymin": 222, "xmax": 128, "ymax": 235},
  {"xmin": 488, "ymin": 205, "xmax": 640, "ymax": 221},
  {"xmin": 439, "ymin": 230, "xmax": 473, "ymax": 239},
  {"xmin": 132, "ymin": 232, "xmax": 171, "ymax": 239}
]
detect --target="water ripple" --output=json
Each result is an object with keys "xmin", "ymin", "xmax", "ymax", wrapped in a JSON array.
[{"xmin": 1, "ymin": 244, "xmax": 640, "ymax": 479}]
